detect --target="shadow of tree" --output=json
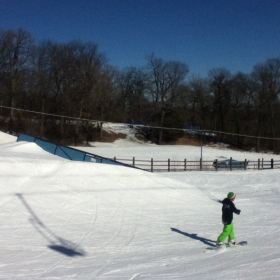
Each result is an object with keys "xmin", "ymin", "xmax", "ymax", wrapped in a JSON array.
[{"xmin": 171, "ymin": 227, "xmax": 216, "ymax": 247}]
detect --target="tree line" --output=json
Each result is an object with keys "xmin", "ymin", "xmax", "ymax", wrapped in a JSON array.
[{"xmin": 0, "ymin": 28, "xmax": 280, "ymax": 151}]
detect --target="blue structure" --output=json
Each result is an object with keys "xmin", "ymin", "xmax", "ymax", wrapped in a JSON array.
[
  {"xmin": 213, "ymin": 158, "xmax": 248, "ymax": 170},
  {"xmin": 17, "ymin": 134, "xmax": 144, "ymax": 170},
  {"xmin": 183, "ymin": 125, "xmax": 200, "ymax": 131}
]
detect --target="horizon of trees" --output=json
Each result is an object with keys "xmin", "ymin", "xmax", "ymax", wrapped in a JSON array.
[{"xmin": 0, "ymin": 28, "xmax": 280, "ymax": 152}]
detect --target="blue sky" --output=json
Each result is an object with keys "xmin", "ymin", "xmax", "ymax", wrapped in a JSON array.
[{"xmin": 1, "ymin": 0, "xmax": 280, "ymax": 77}]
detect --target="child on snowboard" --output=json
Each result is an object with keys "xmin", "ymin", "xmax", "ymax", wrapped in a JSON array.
[{"xmin": 217, "ymin": 192, "xmax": 241, "ymax": 246}]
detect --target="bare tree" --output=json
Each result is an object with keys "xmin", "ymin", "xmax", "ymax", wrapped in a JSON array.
[
  {"xmin": 114, "ymin": 67, "xmax": 148, "ymax": 122},
  {"xmin": 187, "ymin": 76, "xmax": 212, "ymax": 128},
  {"xmin": 230, "ymin": 72, "xmax": 254, "ymax": 147},
  {"xmin": 208, "ymin": 68, "xmax": 232, "ymax": 135},
  {"xmin": 0, "ymin": 28, "xmax": 34, "ymax": 117},
  {"xmin": 146, "ymin": 54, "xmax": 189, "ymax": 143},
  {"xmin": 251, "ymin": 58, "xmax": 280, "ymax": 151}
]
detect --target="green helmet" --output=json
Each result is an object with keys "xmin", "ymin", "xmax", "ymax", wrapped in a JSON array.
[{"xmin": 228, "ymin": 192, "xmax": 236, "ymax": 200}]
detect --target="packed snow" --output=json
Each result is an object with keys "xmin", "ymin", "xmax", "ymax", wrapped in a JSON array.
[{"xmin": 1, "ymin": 128, "xmax": 280, "ymax": 279}]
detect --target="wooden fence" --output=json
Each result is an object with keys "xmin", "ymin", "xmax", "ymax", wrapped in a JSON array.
[{"xmin": 111, "ymin": 157, "xmax": 280, "ymax": 172}]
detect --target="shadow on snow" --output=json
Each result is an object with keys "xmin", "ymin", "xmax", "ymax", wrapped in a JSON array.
[
  {"xmin": 16, "ymin": 193, "xmax": 86, "ymax": 257},
  {"xmin": 171, "ymin": 227, "xmax": 216, "ymax": 247}
]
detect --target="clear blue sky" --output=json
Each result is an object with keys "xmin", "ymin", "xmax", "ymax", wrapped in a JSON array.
[{"xmin": 1, "ymin": 0, "xmax": 280, "ymax": 77}]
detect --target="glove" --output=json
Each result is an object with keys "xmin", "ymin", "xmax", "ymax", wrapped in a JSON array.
[{"xmin": 237, "ymin": 209, "xmax": 241, "ymax": 215}]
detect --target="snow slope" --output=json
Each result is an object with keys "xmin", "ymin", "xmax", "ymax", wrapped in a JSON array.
[
  {"xmin": 83, "ymin": 123, "xmax": 278, "ymax": 162},
  {"xmin": 0, "ymin": 130, "xmax": 280, "ymax": 279}
]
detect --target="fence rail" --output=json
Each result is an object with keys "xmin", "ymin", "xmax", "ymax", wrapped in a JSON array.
[{"xmin": 111, "ymin": 157, "xmax": 280, "ymax": 172}]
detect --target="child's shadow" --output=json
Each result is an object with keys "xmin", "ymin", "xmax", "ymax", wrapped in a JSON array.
[{"xmin": 171, "ymin": 227, "xmax": 216, "ymax": 247}]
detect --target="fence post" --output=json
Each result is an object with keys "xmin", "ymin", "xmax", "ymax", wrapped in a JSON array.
[
  {"xmin": 133, "ymin": 157, "xmax": 135, "ymax": 167},
  {"xmin": 100, "ymin": 122, "xmax": 103, "ymax": 141},
  {"xmin": 114, "ymin": 157, "xmax": 116, "ymax": 161},
  {"xmin": 230, "ymin": 157, "xmax": 232, "ymax": 171},
  {"xmin": 151, "ymin": 158, "xmax": 153, "ymax": 172},
  {"xmin": 244, "ymin": 159, "xmax": 247, "ymax": 170},
  {"xmin": 262, "ymin": 158, "xmax": 264, "ymax": 169},
  {"xmin": 200, "ymin": 158, "xmax": 202, "ymax": 171},
  {"xmin": 214, "ymin": 159, "xmax": 218, "ymax": 171},
  {"xmin": 271, "ymin": 159, "xmax": 274, "ymax": 169},
  {"xmin": 184, "ymin": 159, "xmax": 187, "ymax": 171},
  {"xmin": 258, "ymin": 159, "xmax": 260, "ymax": 170},
  {"xmin": 168, "ymin": 159, "xmax": 170, "ymax": 172}
]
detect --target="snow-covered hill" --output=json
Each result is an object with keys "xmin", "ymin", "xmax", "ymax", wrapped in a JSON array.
[
  {"xmin": 0, "ymin": 130, "xmax": 280, "ymax": 279},
  {"xmin": 83, "ymin": 123, "xmax": 279, "ymax": 163}
]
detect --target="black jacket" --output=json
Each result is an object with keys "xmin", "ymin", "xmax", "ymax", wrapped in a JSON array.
[{"xmin": 221, "ymin": 198, "xmax": 241, "ymax": 225}]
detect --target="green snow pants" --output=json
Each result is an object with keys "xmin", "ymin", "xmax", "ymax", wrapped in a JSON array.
[{"xmin": 217, "ymin": 223, "xmax": 235, "ymax": 243}]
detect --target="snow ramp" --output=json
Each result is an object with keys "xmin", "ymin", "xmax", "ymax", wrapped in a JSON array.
[{"xmin": 17, "ymin": 134, "xmax": 145, "ymax": 171}]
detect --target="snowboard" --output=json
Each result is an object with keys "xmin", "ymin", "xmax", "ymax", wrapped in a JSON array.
[
  {"xmin": 206, "ymin": 241, "xmax": 247, "ymax": 251},
  {"xmin": 234, "ymin": 241, "xmax": 247, "ymax": 246}
]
